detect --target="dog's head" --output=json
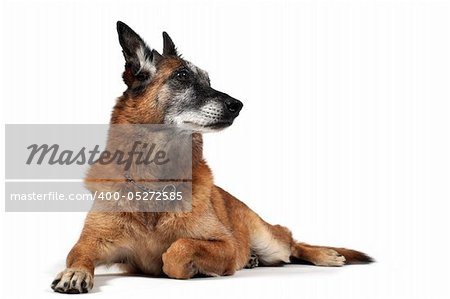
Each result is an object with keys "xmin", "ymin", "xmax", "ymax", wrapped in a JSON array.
[{"xmin": 114, "ymin": 21, "xmax": 243, "ymax": 132}]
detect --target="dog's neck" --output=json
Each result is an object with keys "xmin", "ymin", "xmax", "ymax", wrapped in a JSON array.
[
  {"xmin": 108, "ymin": 125, "xmax": 204, "ymax": 175},
  {"xmin": 191, "ymin": 132, "xmax": 204, "ymax": 169}
]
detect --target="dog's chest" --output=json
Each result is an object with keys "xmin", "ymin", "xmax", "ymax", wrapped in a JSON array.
[
  {"xmin": 121, "ymin": 218, "xmax": 189, "ymax": 275},
  {"xmin": 115, "ymin": 230, "xmax": 171, "ymax": 275}
]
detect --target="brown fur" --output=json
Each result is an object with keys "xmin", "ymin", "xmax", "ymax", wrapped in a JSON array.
[{"xmin": 52, "ymin": 52, "xmax": 372, "ymax": 294}]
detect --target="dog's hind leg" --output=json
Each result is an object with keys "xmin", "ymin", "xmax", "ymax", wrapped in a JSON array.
[{"xmin": 248, "ymin": 221, "xmax": 292, "ymax": 266}]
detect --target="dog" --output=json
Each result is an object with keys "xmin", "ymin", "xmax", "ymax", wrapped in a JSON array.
[{"xmin": 51, "ymin": 21, "xmax": 373, "ymax": 294}]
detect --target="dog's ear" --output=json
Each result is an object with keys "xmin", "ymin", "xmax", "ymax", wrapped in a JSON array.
[
  {"xmin": 152, "ymin": 49, "xmax": 163, "ymax": 64},
  {"xmin": 162, "ymin": 32, "xmax": 178, "ymax": 56},
  {"xmin": 117, "ymin": 21, "xmax": 156, "ymax": 87}
]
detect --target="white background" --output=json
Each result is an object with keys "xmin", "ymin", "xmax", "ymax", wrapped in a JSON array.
[{"xmin": 1, "ymin": 0, "xmax": 449, "ymax": 298}]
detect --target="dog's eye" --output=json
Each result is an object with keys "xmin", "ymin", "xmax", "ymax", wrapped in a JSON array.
[{"xmin": 175, "ymin": 69, "xmax": 189, "ymax": 81}]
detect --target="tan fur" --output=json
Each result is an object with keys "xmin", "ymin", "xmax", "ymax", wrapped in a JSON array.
[{"xmin": 52, "ymin": 54, "xmax": 372, "ymax": 293}]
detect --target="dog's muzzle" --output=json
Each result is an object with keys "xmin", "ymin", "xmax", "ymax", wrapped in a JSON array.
[{"xmin": 203, "ymin": 95, "xmax": 243, "ymax": 129}]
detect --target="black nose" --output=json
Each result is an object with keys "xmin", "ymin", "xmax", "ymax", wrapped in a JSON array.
[{"xmin": 224, "ymin": 97, "xmax": 243, "ymax": 115}]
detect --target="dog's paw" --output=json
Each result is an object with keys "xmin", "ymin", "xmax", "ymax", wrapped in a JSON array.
[
  {"xmin": 312, "ymin": 248, "xmax": 346, "ymax": 267},
  {"xmin": 162, "ymin": 240, "xmax": 198, "ymax": 279},
  {"xmin": 51, "ymin": 268, "xmax": 93, "ymax": 294},
  {"xmin": 245, "ymin": 254, "xmax": 259, "ymax": 269}
]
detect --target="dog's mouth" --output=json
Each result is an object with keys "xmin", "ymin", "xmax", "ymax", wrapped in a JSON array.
[
  {"xmin": 183, "ymin": 121, "xmax": 233, "ymax": 131},
  {"xmin": 204, "ymin": 121, "xmax": 233, "ymax": 129}
]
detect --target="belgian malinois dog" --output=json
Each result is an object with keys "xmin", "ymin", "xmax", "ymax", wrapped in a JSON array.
[{"xmin": 51, "ymin": 21, "xmax": 372, "ymax": 294}]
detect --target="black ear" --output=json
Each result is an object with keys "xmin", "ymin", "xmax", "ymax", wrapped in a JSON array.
[
  {"xmin": 162, "ymin": 31, "xmax": 178, "ymax": 56},
  {"xmin": 117, "ymin": 21, "xmax": 155, "ymax": 86},
  {"xmin": 152, "ymin": 49, "xmax": 163, "ymax": 64}
]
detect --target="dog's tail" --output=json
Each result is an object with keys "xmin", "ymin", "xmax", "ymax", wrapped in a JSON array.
[
  {"xmin": 328, "ymin": 246, "xmax": 374, "ymax": 264},
  {"xmin": 291, "ymin": 242, "xmax": 374, "ymax": 265},
  {"xmin": 247, "ymin": 214, "xmax": 374, "ymax": 266}
]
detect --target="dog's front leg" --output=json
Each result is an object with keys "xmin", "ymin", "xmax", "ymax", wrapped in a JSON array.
[
  {"xmin": 51, "ymin": 238, "xmax": 101, "ymax": 294},
  {"xmin": 162, "ymin": 238, "xmax": 237, "ymax": 279}
]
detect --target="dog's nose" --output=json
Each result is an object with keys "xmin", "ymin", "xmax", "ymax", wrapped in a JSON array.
[{"xmin": 224, "ymin": 97, "xmax": 243, "ymax": 115}]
